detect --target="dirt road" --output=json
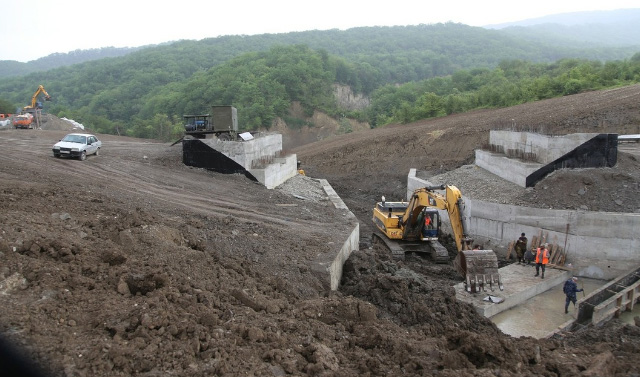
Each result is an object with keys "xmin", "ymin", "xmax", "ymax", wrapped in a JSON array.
[{"xmin": 1, "ymin": 84, "xmax": 640, "ymax": 376}]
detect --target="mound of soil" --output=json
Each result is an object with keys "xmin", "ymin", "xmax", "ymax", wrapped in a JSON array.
[{"xmin": 1, "ymin": 84, "xmax": 640, "ymax": 376}]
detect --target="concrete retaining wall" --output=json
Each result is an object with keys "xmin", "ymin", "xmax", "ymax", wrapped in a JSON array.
[
  {"xmin": 526, "ymin": 133, "xmax": 618, "ymax": 187},
  {"xmin": 490, "ymin": 131, "xmax": 598, "ymax": 164},
  {"xmin": 183, "ymin": 139, "xmax": 258, "ymax": 181},
  {"xmin": 185, "ymin": 133, "xmax": 298, "ymax": 189},
  {"xmin": 248, "ymin": 155, "xmax": 297, "ymax": 189},
  {"xmin": 327, "ymin": 223, "xmax": 360, "ymax": 291},
  {"xmin": 202, "ymin": 133, "xmax": 283, "ymax": 170},
  {"xmin": 481, "ymin": 131, "xmax": 618, "ymax": 187},
  {"xmin": 475, "ymin": 150, "xmax": 541, "ymax": 187},
  {"xmin": 407, "ymin": 169, "xmax": 640, "ymax": 280},
  {"xmin": 314, "ymin": 179, "xmax": 359, "ymax": 291}
]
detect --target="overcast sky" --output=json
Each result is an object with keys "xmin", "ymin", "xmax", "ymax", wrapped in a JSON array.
[{"xmin": 2, "ymin": 0, "xmax": 638, "ymax": 62}]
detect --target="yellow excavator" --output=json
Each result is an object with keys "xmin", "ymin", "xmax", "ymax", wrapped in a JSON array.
[
  {"xmin": 23, "ymin": 85, "xmax": 52, "ymax": 113},
  {"xmin": 372, "ymin": 185, "xmax": 503, "ymax": 292}
]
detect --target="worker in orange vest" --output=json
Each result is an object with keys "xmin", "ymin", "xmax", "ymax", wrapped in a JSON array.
[
  {"xmin": 424, "ymin": 215, "xmax": 432, "ymax": 228},
  {"xmin": 534, "ymin": 244, "xmax": 550, "ymax": 279}
]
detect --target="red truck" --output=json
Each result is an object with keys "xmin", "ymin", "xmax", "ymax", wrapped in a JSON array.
[{"xmin": 13, "ymin": 113, "xmax": 34, "ymax": 129}]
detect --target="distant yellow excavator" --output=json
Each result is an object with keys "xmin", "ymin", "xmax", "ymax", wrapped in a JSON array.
[
  {"xmin": 372, "ymin": 185, "xmax": 503, "ymax": 292},
  {"xmin": 23, "ymin": 85, "xmax": 51, "ymax": 113}
]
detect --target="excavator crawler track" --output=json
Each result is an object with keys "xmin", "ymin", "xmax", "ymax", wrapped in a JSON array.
[{"xmin": 372, "ymin": 232, "xmax": 449, "ymax": 263}]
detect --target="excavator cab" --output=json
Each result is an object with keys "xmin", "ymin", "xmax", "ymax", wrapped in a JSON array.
[{"xmin": 421, "ymin": 209, "xmax": 439, "ymax": 240}]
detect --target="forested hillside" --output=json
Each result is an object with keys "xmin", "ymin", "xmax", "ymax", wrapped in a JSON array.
[{"xmin": 1, "ymin": 22, "xmax": 640, "ymax": 141}]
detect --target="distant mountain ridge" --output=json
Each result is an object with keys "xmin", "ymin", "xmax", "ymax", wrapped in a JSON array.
[
  {"xmin": 0, "ymin": 46, "xmax": 143, "ymax": 78},
  {"xmin": 485, "ymin": 8, "xmax": 640, "ymax": 28},
  {"xmin": 485, "ymin": 8, "xmax": 640, "ymax": 47},
  {"xmin": 1, "ymin": 8, "xmax": 640, "ymax": 79}
]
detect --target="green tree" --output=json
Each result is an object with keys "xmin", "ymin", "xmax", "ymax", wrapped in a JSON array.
[
  {"xmin": 413, "ymin": 92, "xmax": 445, "ymax": 120},
  {"xmin": 0, "ymin": 98, "xmax": 16, "ymax": 114},
  {"xmin": 563, "ymin": 79, "xmax": 583, "ymax": 95}
]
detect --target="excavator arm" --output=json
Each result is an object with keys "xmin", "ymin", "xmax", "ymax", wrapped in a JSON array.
[{"xmin": 23, "ymin": 85, "xmax": 51, "ymax": 111}]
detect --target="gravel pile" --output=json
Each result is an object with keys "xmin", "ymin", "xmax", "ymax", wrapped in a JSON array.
[
  {"xmin": 419, "ymin": 165, "xmax": 528, "ymax": 205},
  {"xmin": 276, "ymin": 173, "xmax": 329, "ymax": 202}
]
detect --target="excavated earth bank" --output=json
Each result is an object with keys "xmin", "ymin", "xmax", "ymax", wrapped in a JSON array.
[{"xmin": 1, "ymin": 85, "xmax": 640, "ymax": 376}]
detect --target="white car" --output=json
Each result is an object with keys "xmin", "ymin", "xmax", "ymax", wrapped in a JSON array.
[{"xmin": 52, "ymin": 133, "xmax": 101, "ymax": 160}]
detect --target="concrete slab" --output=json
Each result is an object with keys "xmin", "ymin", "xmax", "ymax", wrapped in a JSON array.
[
  {"xmin": 491, "ymin": 277, "xmax": 607, "ymax": 339},
  {"xmin": 455, "ymin": 263, "xmax": 571, "ymax": 317},
  {"xmin": 315, "ymin": 179, "xmax": 360, "ymax": 290}
]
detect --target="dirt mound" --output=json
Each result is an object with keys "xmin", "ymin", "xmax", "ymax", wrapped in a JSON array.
[
  {"xmin": 1, "ymin": 84, "xmax": 640, "ymax": 376},
  {"xmin": 37, "ymin": 113, "xmax": 81, "ymax": 131}
]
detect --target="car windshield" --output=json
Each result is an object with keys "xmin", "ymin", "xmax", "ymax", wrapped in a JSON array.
[{"xmin": 62, "ymin": 134, "xmax": 87, "ymax": 144}]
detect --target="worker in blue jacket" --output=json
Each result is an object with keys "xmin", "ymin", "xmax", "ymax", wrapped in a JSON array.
[{"xmin": 563, "ymin": 276, "xmax": 584, "ymax": 314}]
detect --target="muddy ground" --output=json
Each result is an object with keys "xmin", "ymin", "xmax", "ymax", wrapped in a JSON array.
[{"xmin": 1, "ymin": 84, "xmax": 640, "ymax": 376}]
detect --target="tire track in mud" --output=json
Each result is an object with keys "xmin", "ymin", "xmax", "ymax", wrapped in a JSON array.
[
  {"xmin": 86, "ymin": 158, "xmax": 339, "ymax": 237},
  {"xmin": 0, "ymin": 131, "xmax": 343, "ymax": 239}
]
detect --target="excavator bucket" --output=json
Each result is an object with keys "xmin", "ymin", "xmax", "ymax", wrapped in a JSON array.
[{"xmin": 455, "ymin": 250, "xmax": 503, "ymax": 293}]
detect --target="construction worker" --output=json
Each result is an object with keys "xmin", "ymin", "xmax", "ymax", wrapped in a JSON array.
[
  {"xmin": 563, "ymin": 277, "xmax": 584, "ymax": 313},
  {"xmin": 424, "ymin": 214, "xmax": 432, "ymax": 229},
  {"xmin": 534, "ymin": 244, "xmax": 550, "ymax": 279},
  {"xmin": 515, "ymin": 232, "xmax": 527, "ymax": 264},
  {"xmin": 524, "ymin": 248, "xmax": 535, "ymax": 265},
  {"xmin": 422, "ymin": 212, "xmax": 436, "ymax": 237}
]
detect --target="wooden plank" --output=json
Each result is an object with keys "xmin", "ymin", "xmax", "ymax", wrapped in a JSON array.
[
  {"xmin": 541, "ymin": 231, "xmax": 548, "ymax": 246},
  {"xmin": 557, "ymin": 248, "xmax": 565, "ymax": 265},
  {"xmin": 506, "ymin": 241, "xmax": 514, "ymax": 260},
  {"xmin": 550, "ymin": 244, "xmax": 560, "ymax": 264},
  {"xmin": 536, "ymin": 230, "xmax": 543, "ymax": 247},
  {"xmin": 531, "ymin": 235, "xmax": 539, "ymax": 249}
]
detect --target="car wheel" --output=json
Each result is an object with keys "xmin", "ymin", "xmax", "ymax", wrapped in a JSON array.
[
  {"xmin": 53, "ymin": 153, "xmax": 60, "ymax": 158},
  {"xmin": 79, "ymin": 151, "xmax": 87, "ymax": 161},
  {"xmin": 218, "ymin": 133, "xmax": 231, "ymax": 141},
  {"xmin": 95, "ymin": 148, "xmax": 100, "ymax": 156}
]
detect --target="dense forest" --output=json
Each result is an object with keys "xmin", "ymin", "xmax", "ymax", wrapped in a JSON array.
[{"xmin": 1, "ymin": 21, "xmax": 640, "ymax": 140}]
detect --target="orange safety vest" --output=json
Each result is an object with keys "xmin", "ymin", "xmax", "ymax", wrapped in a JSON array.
[
  {"xmin": 535, "ymin": 248, "xmax": 550, "ymax": 264},
  {"xmin": 425, "ymin": 217, "xmax": 431, "ymax": 226}
]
